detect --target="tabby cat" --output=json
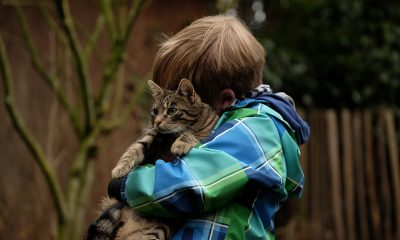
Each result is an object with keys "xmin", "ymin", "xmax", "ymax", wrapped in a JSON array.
[{"xmin": 86, "ymin": 79, "xmax": 219, "ymax": 240}]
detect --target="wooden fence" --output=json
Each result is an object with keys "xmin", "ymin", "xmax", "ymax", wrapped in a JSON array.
[{"xmin": 277, "ymin": 108, "xmax": 400, "ymax": 240}]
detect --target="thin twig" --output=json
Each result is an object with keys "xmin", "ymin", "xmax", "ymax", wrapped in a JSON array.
[
  {"xmin": 110, "ymin": 65, "xmax": 125, "ymax": 119},
  {"xmin": 116, "ymin": 0, "xmax": 127, "ymax": 37},
  {"xmin": 84, "ymin": 14, "xmax": 105, "ymax": 58},
  {"xmin": 101, "ymin": 0, "xmax": 117, "ymax": 40},
  {"xmin": 0, "ymin": 35, "xmax": 67, "ymax": 224},
  {"xmin": 55, "ymin": 0, "xmax": 95, "ymax": 133},
  {"xmin": 13, "ymin": 3, "xmax": 82, "ymax": 136},
  {"xmin": 35, "ymin": 0, "xmax": 68, "ymax": 50},
  {"xmin": 66, "ymin": 117, "xmax": 104, "ymax": 235}
]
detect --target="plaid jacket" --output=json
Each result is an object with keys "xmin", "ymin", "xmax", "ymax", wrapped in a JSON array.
[{"xmin": 122, "ymin": 98, "xmax": 306, "ymax": 240}]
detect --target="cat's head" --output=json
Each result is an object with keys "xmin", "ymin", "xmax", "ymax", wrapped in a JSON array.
[{"xmin": 147, "ymin": 79, "xmax": 203, "ymax": 134}]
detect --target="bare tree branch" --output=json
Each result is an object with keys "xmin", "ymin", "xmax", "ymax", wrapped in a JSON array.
[
  {"xmin": 96, "ymin": 0, "xmax": 150, "ymax": 117},
  {"xmin": 110, "ymin": 66, "xmax": 126, "ymax": 118},
  {"xmin": 3, "ymin": 1, "xmax": 150, "ymax": 238},
  {"xmin": 55, "ymin": 0, "xmax": 95, "ymax": 132},
  {"xmin": 84, "ymin": 14, "xmax": 105, "ymax": 58},
  {"xmin": 13, "ymin": 3, "xmax": 82, "ymax": 137},
  {"xmin": 101, "ymin": 0, "xmax": 117, "ymax": 40},
  {"xmin": 0, "ymin": 34, "xmax": 67, "ymax": 224},
  {"xmin": 35, "ymin": 0, "xmax": 68, "ymax": 50},
  {"xmin": 64, "ymin": 117, "xmax": 108, "ymax": 239}
]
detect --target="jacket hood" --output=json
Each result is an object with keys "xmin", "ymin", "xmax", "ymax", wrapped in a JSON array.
[{"xmin": 245, "ymin": 85, "xmax": 310, "ymax": 145}]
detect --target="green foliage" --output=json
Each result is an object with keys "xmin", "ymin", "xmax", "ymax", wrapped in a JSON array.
[{"xmin": 246, "ymin": 0, "xmax": 400, "ymax": 108}]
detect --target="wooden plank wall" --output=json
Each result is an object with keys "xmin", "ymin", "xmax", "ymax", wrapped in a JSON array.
[{"xmin": 277, "ymin": 108, "xmax": 400, "ymax": 240}]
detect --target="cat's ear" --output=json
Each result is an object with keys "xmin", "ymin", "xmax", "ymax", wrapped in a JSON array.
[
  {"xmin": 177, "ymin": 79, "xmax": 196, "ymax": 100},
  {"xmin": 148, "ymin": 80, "xmax": 163, "ymax": 98}
]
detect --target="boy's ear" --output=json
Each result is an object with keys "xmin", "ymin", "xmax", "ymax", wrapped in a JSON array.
[
  {"xmin": 215, "ymin": 88, "xmax": 236, "ymax": 113},
  {"xmin": 177, "ymin": 79, "xmax": 196, "ymax": 99},
  {"xmin": 148, "ymin": 80, "xmax": 163, "ymax": 98}
]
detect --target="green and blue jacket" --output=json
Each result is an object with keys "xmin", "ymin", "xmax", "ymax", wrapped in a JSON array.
[{"xmin": 120, "ymin": 93, "xmax": 309, "ymax": 240}]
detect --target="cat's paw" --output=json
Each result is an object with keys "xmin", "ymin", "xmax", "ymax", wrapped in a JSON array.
[
  {"xmin": 112, "ymin": 144, "xmax": 145, "ymax": 178},
  {"xmin": 171, "ymin": 140, "xmax": 194, "ymax": 156},
  {"xmin": 111, "ymin": 162, "xmax": 133, "ymax": 179}
]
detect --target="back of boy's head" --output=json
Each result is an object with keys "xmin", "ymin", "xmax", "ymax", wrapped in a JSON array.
[{"xmin": 152, "ymin": 15, "xmax": 265, "ymax": 105}]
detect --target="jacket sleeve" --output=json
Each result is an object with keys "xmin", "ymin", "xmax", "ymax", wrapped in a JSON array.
[{"xmin": 122, "ymin": 114, "xmax": 288, "ymax": 218}]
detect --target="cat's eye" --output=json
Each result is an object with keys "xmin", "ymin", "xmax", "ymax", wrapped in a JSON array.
[
  {"xmin": 151, "ymin": 108, "xmax": 158, "ymax": 115},
  {"xmin": 167, "ymin": 107, "xmax": 177, "ymax": 115}
]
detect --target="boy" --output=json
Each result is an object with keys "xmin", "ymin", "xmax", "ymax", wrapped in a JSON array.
[{"xmin": 108, "ymin": 15, "xmax": 309, "ymax": 239}]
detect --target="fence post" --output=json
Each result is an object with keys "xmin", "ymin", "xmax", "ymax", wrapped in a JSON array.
[
  {"xmin": 341, "ymin": 109, "xmax": 356, "ymax": 240},
  {"xmin": 326, "ymin": 110, "xmax": 345, "ymax": 240},
  {"xmin": 353, "ymin": 111, "xmax": 369, "ymax": 240},
  {"xmin": 363, "ymin": 110, "xmax": 381, "ymax": 240},
  {"xmin": 384, "ymin": 109, "xmax": 400, "ymax": 239},
  {"xmin": 308, "ymin": 110, "xmax": 323, "ymax": 237},
  {"xmin": 377, "ymin": 109, "xmax": 393, "ymax": 240}
]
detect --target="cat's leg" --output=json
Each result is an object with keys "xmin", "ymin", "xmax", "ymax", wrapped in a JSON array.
[
  {"xmin": 171, "ymin": 131, "xmax": 199, "ymax": 156},
  {"xmin": 112, "ymin": 128, "xmax": 157, "ymax": 179},
  {"xmin": 86, "ymin": 197, "xmax": 171, "ymax": 240}
]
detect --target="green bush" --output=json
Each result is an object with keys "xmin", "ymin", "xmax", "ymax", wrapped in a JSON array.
[{"xmin": 240, "ymin": 0, "xmax": 400, "ymax": 108}]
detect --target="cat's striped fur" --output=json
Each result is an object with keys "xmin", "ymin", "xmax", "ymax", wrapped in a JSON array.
[
  {"xmin": 111, "ymin": 79, "xmax": 218, "ymax": 178},
  {"xmin": 86, "ymin": 198, "xmax": 171, "ymax": 240},
  {"xmin": 87, "ymin": 79, "xmax": 219, "ymax": 240}
]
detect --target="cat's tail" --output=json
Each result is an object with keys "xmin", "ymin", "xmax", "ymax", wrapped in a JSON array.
[{"xmin": 85, "ymin": 198, "xmax": 124, "ymax": 240}]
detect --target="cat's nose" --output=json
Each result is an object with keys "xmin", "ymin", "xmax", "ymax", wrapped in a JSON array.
[{"xmin": 154, "ymin": 117, "xmax": 162, "ymax": 126}]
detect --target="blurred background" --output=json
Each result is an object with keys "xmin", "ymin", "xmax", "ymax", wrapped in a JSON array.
[{"xmin": 0, "ymin": 0, "xmax": 399, "ymax": 239}]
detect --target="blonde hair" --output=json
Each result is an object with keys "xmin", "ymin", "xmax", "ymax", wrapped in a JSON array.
[{"xmin": 152, "ymin": 15, "xmax": 265, "ymax": 105}]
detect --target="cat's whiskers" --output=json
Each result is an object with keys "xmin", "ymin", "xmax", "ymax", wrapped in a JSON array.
[{"xmin": 157, "ymin": 126, "xmax": 186, "ymax": 135}]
